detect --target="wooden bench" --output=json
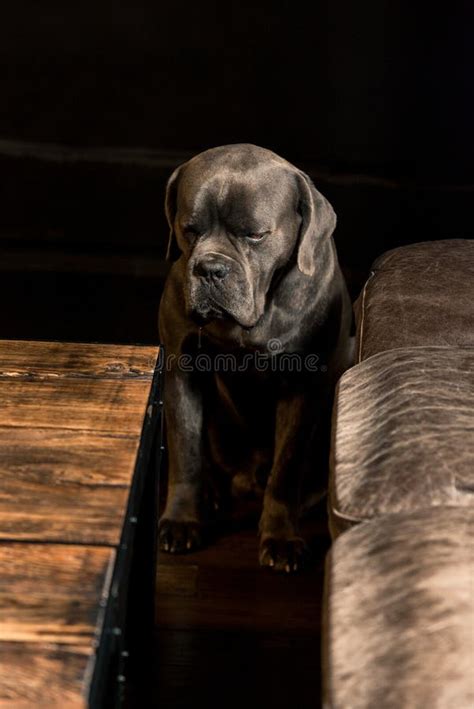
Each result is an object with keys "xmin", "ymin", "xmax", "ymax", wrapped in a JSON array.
[{"xmin": 0, "ymin": 340, "xmax": 163, "ymax": 707}]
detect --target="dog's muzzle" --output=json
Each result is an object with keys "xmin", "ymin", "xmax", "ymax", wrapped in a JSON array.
[
  {"xmin": 186, "ymin": 252, "xmax": 257, "ymax": 327},
  {"xmin": 193, "ymin": 254, "xmax": 231, "ymax": 282},
  {"xmin": 186, "ymin": 253, "xmax": 234, "ymax": 323}
]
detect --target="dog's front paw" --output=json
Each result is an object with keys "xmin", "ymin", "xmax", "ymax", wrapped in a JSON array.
[
  {"xmin": 158, "ymin": 518, "xmax": 204, "ymax": 553},
  {"xmin": 259, "ymin": 536, "xmax": 309, "ymax": 573}
]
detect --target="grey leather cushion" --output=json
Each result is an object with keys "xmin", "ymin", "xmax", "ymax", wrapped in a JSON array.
[
  {"xmin": 354, "ymin": 240, "xmax": 474, "ymax": 362},
  {"xmin": 323, "ymin": 506, "xmax": 474, "ymax": 709},
  {"xmin": 329, "ymin": 346, "xmax": 474, "ymax": 537}
]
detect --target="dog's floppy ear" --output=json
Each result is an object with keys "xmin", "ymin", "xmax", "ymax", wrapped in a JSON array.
[
  {"xmin": 164, "ymin": 164, "xmax": 183, "ymax": 261},
  {"xmin": 295, "ymin": 170, "xmax": 336, "ymax": 277}
]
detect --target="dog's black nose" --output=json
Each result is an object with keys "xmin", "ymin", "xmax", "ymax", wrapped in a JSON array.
[{"xmin": 194, "ymin": 256, "xmax": 230, "ymax": 280}]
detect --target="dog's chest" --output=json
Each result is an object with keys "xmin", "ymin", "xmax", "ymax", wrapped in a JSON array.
[{"xmin": 197, "ymin": 314, "xmax": 310, "ymax": 356}]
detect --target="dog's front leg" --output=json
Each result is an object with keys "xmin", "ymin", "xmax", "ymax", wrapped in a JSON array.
[
  {"xmin": 158, "ymin": 365, "xmax": 206, "ymax": 553},
  {"xmin": 259, "ymin": 391, "xmax": 311, "ymax": 572}
]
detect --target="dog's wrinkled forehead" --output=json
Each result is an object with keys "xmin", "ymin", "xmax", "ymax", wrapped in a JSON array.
[{"xmin": 176, "ymin": 158, "xmax": 296, "ymax": 233}]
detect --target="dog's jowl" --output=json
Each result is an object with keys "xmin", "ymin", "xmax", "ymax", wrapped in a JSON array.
[{"xmin": 158, "ymin": 144, "xmax": 353, "ymax": 572}]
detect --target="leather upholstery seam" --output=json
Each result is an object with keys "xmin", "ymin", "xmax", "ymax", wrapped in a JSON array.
[
  {"xmin": 357, "ymin": 269, "xmax": 375, "ymax": 364},
  {"xmin": 330, "ymin": 506, "xmax": 364, "ymax": 524}
]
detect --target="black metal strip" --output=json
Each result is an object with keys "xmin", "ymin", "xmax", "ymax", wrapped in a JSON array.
[{"xmin": 88, "ymin": 347, "xmax": 164, "ymax": 708}]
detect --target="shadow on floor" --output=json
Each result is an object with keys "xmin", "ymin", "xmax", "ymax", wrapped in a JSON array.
[{"xmin": 153, "ymin": 497, "xmax": 331, "ymax": 709}]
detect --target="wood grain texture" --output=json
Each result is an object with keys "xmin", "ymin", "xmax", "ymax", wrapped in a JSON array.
[
  {"xmin": 0, "ymin": 377, "xmax": 155, "ymax": 433},
  {"xmin": 0, "ymin": 642, "xmax": 92, "ymax": 708},
  {"xmin": 0, "ymin": 544, "xmax": 115, "ymax": 644},
  {"xmin": 0, "ymin": 340, "xmax": 160, "ymax": 704},
  {"xmin": 0, "ymin": 340, "xmax": 159, "ymax": 380},
  {"xmin": 0, "ymin": 427, "xmax": 140, "ymax": 486},
  {"xmin": 0, "ymin": 477, "xmax": 129, "ymax": 544},
  {"xmin": 0, "ymin": 427, "xmax": 136, "ymax": 543},
  {"xmin": 0, "ymin": 342, "xmax": 160, "ymax": 542},
  {"xmin": 0, "ymin": 544, "xmax": 115, "ymax": 707}
]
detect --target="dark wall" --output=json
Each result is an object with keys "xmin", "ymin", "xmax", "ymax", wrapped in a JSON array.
[
  {"xmin": 2, "ymin": 1, "xmax": 473, "ymax": 177},
  {"xmin": 0, "ymin": 2, "xmax": 472, "ymax": 342}
]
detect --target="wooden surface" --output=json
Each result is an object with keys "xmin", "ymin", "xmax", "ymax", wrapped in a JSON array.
[
  {"xmin": 0, "ymin": 644, "xmax": 95, "ymax": 709},
  {"xmin": 0, "ymin": 340, "xmax": 160, "ymax": 707},
  {"xmin": 154, "ymin": 499, "xmax": 330, "ymax": 709}
]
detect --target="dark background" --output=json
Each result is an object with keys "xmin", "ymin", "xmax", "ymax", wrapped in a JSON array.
[
  {"xmin": 0, "ymin": 1, "xmax": 472, "ymax": 344},
  {"xmin": 1, "ymin": 5, "xmax": 472, "ymax": 708}
]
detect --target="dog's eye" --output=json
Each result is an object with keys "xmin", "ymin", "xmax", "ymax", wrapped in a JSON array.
[
  {"xmin": 182, "ymin": 225, "xmax": 200, "ymax": 239},
  {"xmin": 246, "ymin": 231, "xmax": 269, "ymax": 242}
]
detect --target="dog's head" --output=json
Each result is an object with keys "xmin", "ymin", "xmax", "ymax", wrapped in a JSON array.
[{"xmin": 165, "ymin": 144, "xmax": 336, "ymax": 328}]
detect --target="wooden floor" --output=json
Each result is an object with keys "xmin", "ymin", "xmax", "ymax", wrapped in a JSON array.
[{"xmin": 154, "ymin": 497, "xmax": 330, "ymax": 709}]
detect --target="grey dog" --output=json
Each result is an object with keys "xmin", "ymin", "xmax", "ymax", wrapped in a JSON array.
[{"xmin": 158, "ymin": 144, "xmax": 353, "ymax": 572}]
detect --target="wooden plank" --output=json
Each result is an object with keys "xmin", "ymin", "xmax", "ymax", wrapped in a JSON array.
[
  {"xmin": 0, "ymin": 340, "xmax": 159, "ymax": 380},
  {"xmin": 0, "ymin": 544, "xmax": 114, "ymax": 645},
  {"xmin": 0, "ymin": 427, "xmax": 135, "ymax": 543},
  {"xmin": 0, "ymin": 643, "xmax": 91, "ymax": 708},
  {"xmin": 0, "ymin": 427, "xmax": 140, "ymax": 486},
  {"xmin": 0, "ymin": 341, "xmax": 161, "ymax": 703},
  {"xmin": 0, "ymin": 543, "xmax": 113, "ymax": 704},
  {"xmin": 0, "ymin": 477, "xmax": 128, "ymax": 545},
  {"xmin": 0, "ymin": 377, "xmax": 155, "ymax": 433},
  {"xmin": 0, "ymin": 543, "xmax": 114, "ymax": 706}
]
